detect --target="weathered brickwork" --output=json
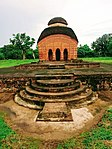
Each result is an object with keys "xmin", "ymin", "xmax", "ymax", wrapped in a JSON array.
[
  {"xmin": 0, "ymin": 77, "xmax": 33, "ymax": 92},
  {"xmin": 38, "ymin": 34, "xmax": 78, "ymax": 61},
  {"xmin": 0, "ymin": 75, "xmax": 111, "ymax": 93}
]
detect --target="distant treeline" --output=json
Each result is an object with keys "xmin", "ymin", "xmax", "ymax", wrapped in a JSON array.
[
  {"xmin": 0, "ymin": 33, "xmax": 112, "ymax": 60},
  {"xmin": 0, "ymin": 33, "xmax": 38, "ymax": 60},
  {"xmin": 78, "ymin": 34, "xmax": 112, "ymax": 57}
]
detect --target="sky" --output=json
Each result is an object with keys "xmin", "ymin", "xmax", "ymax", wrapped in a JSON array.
[{"xmin": 0, "ymin": 0, "xmax": 112, "ymax": 48}]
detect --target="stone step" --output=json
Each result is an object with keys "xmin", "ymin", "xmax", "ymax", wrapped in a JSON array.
[
  {"xmin": 19, "ymin": 89, "xmax": 93, "ymax": 103},
  {"xmin": 31, "ymin": 82, "xmax": 80, "ymax": 92},
  {"xmin": 48, "ymin": 64, "xmax": 65, "ymax": 69},
  {"xmin": 25, "ymin": 86, "xmax": 87, "ymax": 99},
  {"xmin": 36, "ymin": 102, "xmax": 71, "ymax": 121},
  {"xmin": 36, "ymin": 79, "xmax": 74, "ymax": 87},
  {"xmin": 20, "ymin": 90, "xmax": 41, "ymax": 101},
  {"xmin": 14, "ymin": 94, "xmax": 43, "ymax": 110},
  {"xmin": 35, "ymin": 73, "xmax": 74, "ymax": 80}
]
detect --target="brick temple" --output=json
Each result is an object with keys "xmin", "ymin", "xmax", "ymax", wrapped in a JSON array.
[{"xmin": 37, "ymin": 17, "xmax": 78, "ymax": 61}]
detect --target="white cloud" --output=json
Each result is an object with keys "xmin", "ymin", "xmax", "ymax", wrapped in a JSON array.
[{"xmin": 0, "ymin": 0, "xmax": 112, "ymax": 47}]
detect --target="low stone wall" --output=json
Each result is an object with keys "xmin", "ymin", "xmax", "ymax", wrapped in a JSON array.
[
  {"xmin": 75, "ymin": 73, "xmax": 112, "ymax": 91},
  {"xmin": 0, "ymin": 77, "xmax": 34, "ymax": 93},
  {"xmin": 0, "ymin": 74, "xmax": 112, "ymax": 93},
  {"xmin": 65, "ymin": 62, "xmax": 100, "ymax": 68},
  {"xmin": 14, "ymin": 62, "xmax": 100, "ymax": 70},
  {"xmin": 14, "ymin": 63, "xmax": 48, "ymax": 70}
]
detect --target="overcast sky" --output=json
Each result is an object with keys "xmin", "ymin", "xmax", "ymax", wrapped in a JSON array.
[{"xmin": 0, "ymin": 0, "xmax": 112, "ymax": 48}]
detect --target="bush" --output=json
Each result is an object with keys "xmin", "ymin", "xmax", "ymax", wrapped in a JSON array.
[
  {"xmin": 0, "ymin": 53, "xmax": 5, "ymax": 60},
  {"xmin": 78, "ymin": 44, "xmax": 95, "ymax": 58}
]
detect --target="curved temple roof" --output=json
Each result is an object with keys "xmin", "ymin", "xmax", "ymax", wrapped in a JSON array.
[
  {"xmin": 48, "ymin": 17, "xmax": 68, "ymax": 26},
  {"xmin": 37, "ymin": 26, "xmax": 78, "ymax": 43}
]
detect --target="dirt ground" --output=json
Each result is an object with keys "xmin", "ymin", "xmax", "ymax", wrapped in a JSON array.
[
  {"xmin": 0, "ymin": 91, "xmax": 112, "ymax": 141},
  {"xmin": 0, "ymin": 91, "xmax": 112, "ymax": 149},
  {"xmin": 0, "ymin": 92, "xmax": 14, "ymax": 104}
]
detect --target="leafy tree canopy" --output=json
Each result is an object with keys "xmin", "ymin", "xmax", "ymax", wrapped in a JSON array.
[
  {"xmin": 78, "ymin": 44, "xmax": 94, "ymax": 57},
  {"xmin": 10, "ymin": 33, "xmax": 35, "ymax": 59},
  {"xmin": 91, "ymin": 34, "xmax": 112, "ymax": 57}
]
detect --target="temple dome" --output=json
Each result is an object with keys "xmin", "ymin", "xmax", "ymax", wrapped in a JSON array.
[
  {"xmin": 37, "ymin": 26, "xmax": 78, "ymax": 43},
  {"xmin": 37, "ymin": 17, "xmax": 78, "ymax": 43},
  {"xmin": 48, "ymin": 17, "xmax": 68, "ymax": 26}
]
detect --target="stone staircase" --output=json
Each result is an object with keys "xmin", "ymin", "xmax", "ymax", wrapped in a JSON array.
[
  {"xmin": 14, "ymin": 72, "xmax": 97, "ymax": 121},
  {"xmin": 48, "ymin": 63, "xmax": 65, "ymax": 69}
]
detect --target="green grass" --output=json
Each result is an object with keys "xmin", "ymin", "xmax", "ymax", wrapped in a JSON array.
[
  {"xmin": 0, "ymin": 112, "xmax": 40, "ymax": 148},
  {"xmin": 0, "ymin": 112, "xmax": 15, "ymax": 148},
  {"xmin": 57, "ymin": 107, "xmax": 112, "ymax": 149},
  {"xmin": 1, "ymin": 135, "xmax": 40, "ymax": 149},
  {"xmin": 81, "ymin": 57, "xmax": 112, "ymax": 64},
  {"xmin": 0, "ymin": 57, "xmax": 112, "ymax": 69},
  {"xmin": 81, "ymin": 108, "xmax": 112, "ymax": 149},
  {"xmin": 0, "ymin": 107, "xmax": 112, "ymax": 148},
  {"xmin": 0, "ymin": 59, "xmax": 39, "ymax": 68}
]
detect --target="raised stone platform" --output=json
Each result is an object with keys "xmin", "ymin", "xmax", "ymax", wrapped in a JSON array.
[
  {"xmin": 14, "ymin": 60, "xmax": 100, "ymax": 70},
  {"xmin": 14, "ymin": 71, "xmax": 98, "ymax": 121},
  {"xmin": 31, "ymin": 82, "xmax": 80, "ymax": 92},
  {"xmin": 18, "ymin": 88, "xmax": 93, "ymax": 103},
  {"xmin": 25, "ymin": 85, "xmax": 87, "ymax": 98}
]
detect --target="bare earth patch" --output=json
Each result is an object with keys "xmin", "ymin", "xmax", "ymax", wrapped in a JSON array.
[
  {"xmin": 0, "ymin": 92, "xmax": 14, "ymax": 104},
  {"xmin": 0, "ymin": 92, "xmax": 111, "ymax": 141}
]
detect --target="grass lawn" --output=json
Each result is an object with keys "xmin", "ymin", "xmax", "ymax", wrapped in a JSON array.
[
  {"xmin": 0, "ymin": 108, "xmax": 112, "ymax": 148},
  {"xmin": 57, "ymin": 108, "xmax": 112, "ymax": 149},
  {"xmin": 0, "ymin": 57, "xmax": 112, "ymax": 69},
  {"xmin": 81, "ymin": 57, "xmax": 112, "ymax": 64},
  {"xmin": 0, "ymin": 112, "xmax": 40, "ymax": 149},
  {"xmin": 0, "ymin": 59, "xmax": 39, "ymax": 68}
]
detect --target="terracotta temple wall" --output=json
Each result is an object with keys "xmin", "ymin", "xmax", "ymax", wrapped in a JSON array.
[{"xmin": 38, "ymin": 34, "xmax": 78, "ymax": 61}]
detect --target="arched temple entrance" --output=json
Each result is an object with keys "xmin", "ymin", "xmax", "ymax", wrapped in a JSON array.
[
  {"xmin": 56, "ymin": 49, "xmax": 60, "ymax": 61},
  {"xmin": 64, "ymin": 49, "xmax": 68, "ymax": 61},
  {"xmin": 48, "ymin": 49, "xmax": 53, "ymax": 61}
]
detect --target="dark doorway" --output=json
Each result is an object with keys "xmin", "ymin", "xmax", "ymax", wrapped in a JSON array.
[
  {"xmin": 64, "ymin": 49, "xmax": 68, "ymax": 61},
  {"xmin": 56, "ymin": 49, "xmax": 60, "ymax": 61},
  {"xmin": 48, "ymin": 49, "xmax": 53, "ymax": 61}
]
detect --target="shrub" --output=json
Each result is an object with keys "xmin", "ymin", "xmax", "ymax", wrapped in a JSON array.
[{"xmin": 0, "ymin": 53, "xmax": 5, "ymax": 60}]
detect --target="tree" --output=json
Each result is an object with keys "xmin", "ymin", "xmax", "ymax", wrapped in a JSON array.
[
  {"xmin": 10, "ymin": 33, "xmax": 35, "ymax": 59},
  {"xmin": 91, "ymin": 34, "xmax": 112, "ymax": 57},
  {"xmin": 1, "ymin": 44, "xmax": 22, "ymax": 59},
  {"xmin": 107, "ymin": 36, "xmax": 112, "ymax": 56},
  {"xmin": 0, "ymin": 47, "xmax": 5, "ymax": 60},
  {"xmin": 26, "ymin": 49, "xmax": 34, "ymax": 59},
  {"xmin": 33, "ymin": 46, "xmax": 39, "ymax": 59},
  {"xmin": 78, "ymin": 44, "xmax": 94, "ymax": 57}
]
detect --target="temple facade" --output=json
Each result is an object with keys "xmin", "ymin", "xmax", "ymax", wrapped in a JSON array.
[{"xmin": 37, "ymin": 17, "xmax": 78, "ymax": 61}]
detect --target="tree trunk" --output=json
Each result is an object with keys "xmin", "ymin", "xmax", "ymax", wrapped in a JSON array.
[
  {"xmin": 32, "ymin": 50, "xmax": 35, "ymax": 59},
  {"xmin": 22, "ymin": 50, "xmax": 26, "ymax": 60}
]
